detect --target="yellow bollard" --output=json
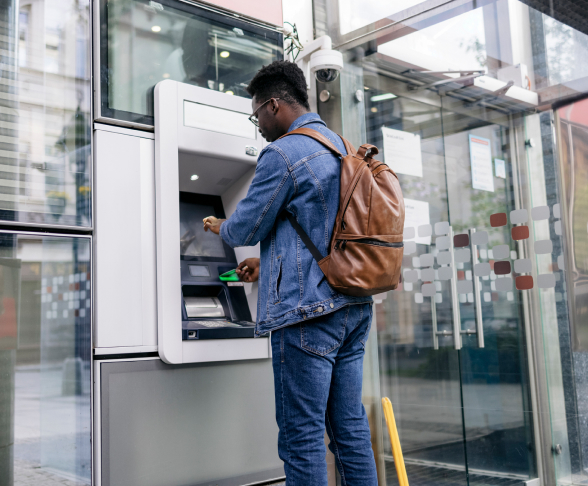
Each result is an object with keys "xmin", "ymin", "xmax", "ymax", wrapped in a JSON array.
[{"xmin": 382, "ymin": 397, "xmax": 409, "ymax": 486}]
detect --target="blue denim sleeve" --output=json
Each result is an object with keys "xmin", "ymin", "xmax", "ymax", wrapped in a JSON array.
[{"xmin": 220, "ymin": 147, "xmax": 295, "ymax": 247}]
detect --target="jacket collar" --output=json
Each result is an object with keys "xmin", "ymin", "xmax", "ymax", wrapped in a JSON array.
[{"xmin": 288, "ymin": 112, "xmax": 326, "ymax": 132}]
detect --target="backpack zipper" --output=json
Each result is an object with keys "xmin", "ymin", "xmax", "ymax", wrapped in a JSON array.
[{"xmin": 335, "ymin": 238, "xmax": 404, "ymax": 250}]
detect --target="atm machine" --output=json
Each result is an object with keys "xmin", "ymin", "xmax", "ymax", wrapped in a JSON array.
[{"xmin": 155, "ymin": 79, "xmax": 270, "ymax": 364}]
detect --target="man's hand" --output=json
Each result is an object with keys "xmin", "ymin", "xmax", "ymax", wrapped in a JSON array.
[
  {"xmin": 203, "ymin": 216, "xmax": 225, "ymax": 235},
  {"xmin": 236, "ymin": 258, "xmax": 260, "ymax": 283}
]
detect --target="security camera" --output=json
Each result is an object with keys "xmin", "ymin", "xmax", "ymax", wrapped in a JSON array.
[
  {"xmin": 309, "ymin": 48, "xmax": 344, "ymax": 83},
  {"xmin": 294, "ymin": 36, "xmax": 344, "ymax": 89}
]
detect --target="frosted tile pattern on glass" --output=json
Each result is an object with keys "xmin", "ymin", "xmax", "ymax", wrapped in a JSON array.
[
  {"xmin": 404, "ymin": 227, "xmax": 415, "ymax": 239},
  {"xmin": 553, "ymin": 203, "xmax": 561, "ymax": 218},
  {"xmin": 510, "ymin": 209, "xmax": 529, "ymax": 224},
  {"xmin": 404, "ymin": 270, "xmax": 419, "ymax": 283},
  {"xmin": 532, "ymin": 206, "xmax": 550, "ymax": 220},
  {"xmin": 555, "ymin": 221, "xmax": 562, "ymax": 236},
  {"xmin": 471, "ymin": 231, "xmax": 488, "ymax": 245},
  {"xmin": 418, "ymin": 224, "xmax": 432, "ymax": 237},
  {"xmin": 437, "ymin": 251, "xmax": 451, "ymax": 265},
  {"xmin": 535, "ymin": 240, "xmax": 553, "ymax": 254},
  {"xmin": 438, "ymin": 266, "xmax": 453, "ymax": 280},
  {"xmin": 538, "ymin": 274, "xmax": 556, "ymax": 289},
  {"xmin": 496, "ymin": 277, "xmax": 513, "ymax": 291},
  {"xmin": 436, "ymin": 236, "xmax": 450, "ymax": 250},
  {"xmin": 420, "ymin": 254, "xmax": 434, "ymax": 267},
  {"xmin": 455, "ymin": 249, "xmax": 471, "ymax": 263},
  {"xmin": 474, "ymin": 262, "xmax": 491, "ymax": 277},
  {"xmin": 514, "ymin": 259, "xmax": 532, "ymax": 273},
  {"xmin": 421, "ymin": 283, "xmax": 436, "ymax": 297},
  {"xmin": 421, "ymin": 268, "xmax": 435, "ymax": 282},
  {"xmin": 404, "ymin": 241, "xmax": 417, "ymax": 254},
  {"xmin": 492, "ymin": 245, "xmax": 510, "ymax": 260},
  {"xmin": 457, "ymin": 280, "xmax": 473, "ymax": 294},
  {"xmin": 435, "ymin": 221, "xmax": 449, "ymax": 235}
]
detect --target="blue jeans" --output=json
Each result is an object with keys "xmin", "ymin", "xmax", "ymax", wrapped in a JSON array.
[{"xmin": 271, "ymin": 303, "xmax": 378, "ymax": 485}]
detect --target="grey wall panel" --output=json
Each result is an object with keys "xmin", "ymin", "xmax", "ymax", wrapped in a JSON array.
[{"xmin": 101, "ymin": 358, "xmax": 282, "ymax": 486}]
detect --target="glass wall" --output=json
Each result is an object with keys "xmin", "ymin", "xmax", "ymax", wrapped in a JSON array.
[
  {"xmin": 312, "ymin": 0, "xmax": 588, "ymax": 484},
  {"xmin": 99, "ymin": 0, "xmax": 283, "ymax": 125},
  {"xmin": 0, "ymin": 0, "xmax": 92, "ymax": 484},
  {"xmin": 0, "ymin": 0, "xmax": 91, "ymax": 227},
  {"xmin": 0, "ymin": 233, "xmax": 91, "ymax": 485}
]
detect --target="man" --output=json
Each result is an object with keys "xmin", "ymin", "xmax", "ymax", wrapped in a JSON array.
[{"xmin": 203, "ymin": 60, "xmax": 377, "ymax": 485}]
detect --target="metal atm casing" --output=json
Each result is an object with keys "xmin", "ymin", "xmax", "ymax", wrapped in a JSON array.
[{"xmin": 155, "ymin": 80, "xmax": 269, "ymax": 364}]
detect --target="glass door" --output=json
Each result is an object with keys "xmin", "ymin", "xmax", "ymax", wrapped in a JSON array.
[
  {"xmin": 361, "ymin": 76, "xmax": 537, "ymax": 484},
  {"xmin": 373, "ymin": 95, "xmax": 470, "ymax": 485},
  {"xmin": 441, "ymin": 103, "xmax": 537, "ymax": 483}
]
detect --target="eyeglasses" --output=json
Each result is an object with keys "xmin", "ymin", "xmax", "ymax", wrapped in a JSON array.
[{"xmin": 248, "ymin": 98, "xmax": 280, "ymax": 127}]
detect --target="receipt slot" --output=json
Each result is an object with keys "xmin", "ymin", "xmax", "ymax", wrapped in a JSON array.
[{"xmin": 155, "ymin": 80, "xmax": 269, "ymax": 364}]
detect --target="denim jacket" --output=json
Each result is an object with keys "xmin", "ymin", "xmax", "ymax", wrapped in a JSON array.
[{"xmin": 220, "ymin": 113, "xmax": 371, "ymax": 335}]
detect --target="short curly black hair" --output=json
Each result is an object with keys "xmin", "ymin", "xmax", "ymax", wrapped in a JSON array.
[{"xmin": 246, "ymin": 60, "xmax": 310, "ymax": 110}]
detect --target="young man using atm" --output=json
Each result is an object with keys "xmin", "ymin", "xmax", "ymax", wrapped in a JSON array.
[{"xmin": 203, "ymin": 60, "xmax": 377, "ymax": 485}]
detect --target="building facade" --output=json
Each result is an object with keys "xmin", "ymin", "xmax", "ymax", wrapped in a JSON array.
[{"xmin": 1, "ymin": 0, "xmax": 588, "ymax": 485}]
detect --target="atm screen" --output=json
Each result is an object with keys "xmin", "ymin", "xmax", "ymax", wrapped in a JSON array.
[{"xmin": 179, "ymin": 193, "xmax": 233, "ymax": 261}]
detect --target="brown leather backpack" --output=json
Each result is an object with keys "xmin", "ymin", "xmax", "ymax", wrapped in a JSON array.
[{"xmin": 280, "ymin": 127, "xmax": 405, "ymax": 297}]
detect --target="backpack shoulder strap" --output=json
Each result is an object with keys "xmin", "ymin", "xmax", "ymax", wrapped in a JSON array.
[
  {"xmin": 279, "ymin": 127, "xmax": 343, "ymax": 156},
  {"xmin": 340, "ymin": 137, "xmax": 356, "ymax": 157},
  {"xmin": 282, "ymin": 212, "xmax": 324, "ymax": 263}
]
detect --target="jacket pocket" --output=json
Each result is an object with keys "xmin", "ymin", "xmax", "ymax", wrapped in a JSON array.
[
  {"xmin": 301, "ymin": 307, "xmax": 348, "ymax": 356},
  {"xmin": 272, "ymin": 257, "xmax": 282, "ymax": 304}
]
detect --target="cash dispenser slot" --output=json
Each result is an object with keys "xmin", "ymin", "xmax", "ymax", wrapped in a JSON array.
[{"xmin": 181, "ymin": 283, "xmax": 255, "ymax": 341}]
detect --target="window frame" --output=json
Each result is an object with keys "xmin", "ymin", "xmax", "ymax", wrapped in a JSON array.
[{"xmin": 96, "ymin": 0, "xmax": 284, "ymax": 128}]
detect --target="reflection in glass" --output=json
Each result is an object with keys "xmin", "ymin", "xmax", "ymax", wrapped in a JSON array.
[
  {"xmin": 102, "ymin": 0, "xmax": 283, "ymax": 125},
  {"xmin": 0, "ymin": 233, "xmax": 91, "ymax": 485},
  {"xmin": 0, "ymin": 0, "xmax": 91, "ymax": 226},
  {"xmin": 337, "ymin": 0, "xmax": 426, "ymax": 35}
]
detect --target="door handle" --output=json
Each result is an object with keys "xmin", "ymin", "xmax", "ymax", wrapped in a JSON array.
[
  {"xmin": 431, "ymin": 226, "xmax": 462, "ymax": 350},
  {"xmin": 448, "ymin": 226, "xmax": 462, "ymax": 350},
  {"xmin": 432, "ymin": 296, "xmax": 439, "ymax": 350},
  {"xmin": 469, "ymin": 228, "xmax": 485, "ymax": 348},
  {"xmin": 431, "ymin": 226, "xmax": 484, "ymax": 350}
]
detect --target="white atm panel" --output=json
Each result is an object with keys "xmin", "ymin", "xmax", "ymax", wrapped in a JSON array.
[
  {"xmin": 175, "ymin": 82, "xmax": 266, "ymax": 160},
  {"xmin": 94, "ymin": 128, "xmax": 157, "ymax": 351},
  {"xmin": 183, "ymin": 101, "xmax": 256, "ymax": 139},
  {"xmin": 155, "ymin": 80, "xmax": 268, "ymax": 365}
]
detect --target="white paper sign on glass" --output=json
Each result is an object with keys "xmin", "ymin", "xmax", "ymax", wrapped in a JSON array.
[
  {"xmin": 469, "ymin": 134, "xmax": 495, "ymax": 192},
  {"xmin": 495, "ymin": 158, "xmax": 506, "ymax": 179},
  {"xmin": 404, "ymin": 198, "xmax": 431, "ymax": 245},
  {"xmin": 382, "ymin": 127, "xmax": 423, "ymax": 178}
]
